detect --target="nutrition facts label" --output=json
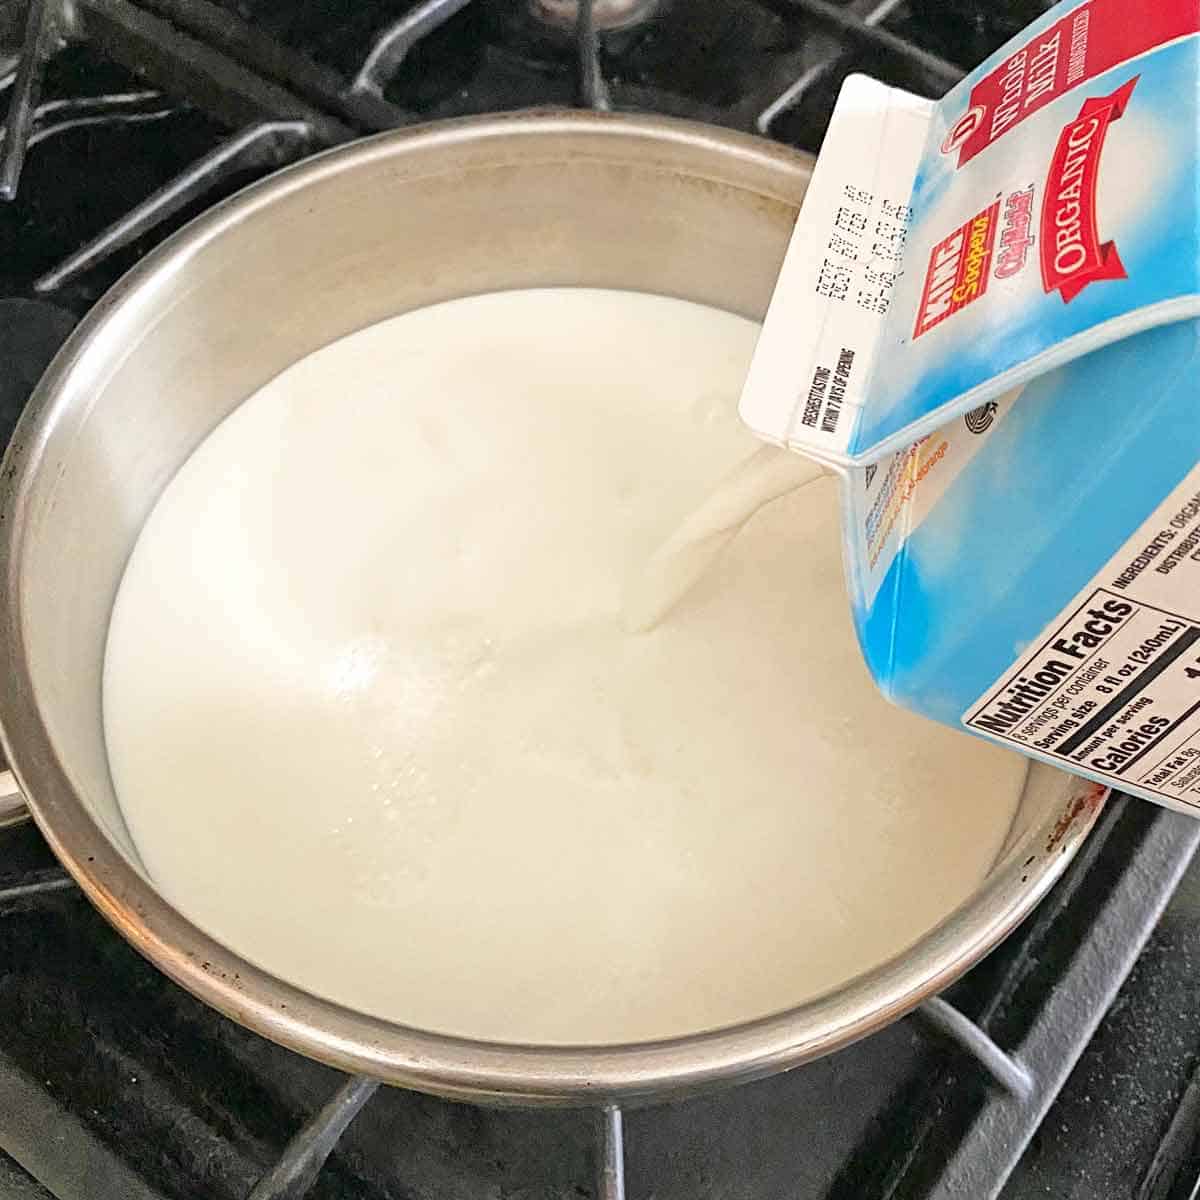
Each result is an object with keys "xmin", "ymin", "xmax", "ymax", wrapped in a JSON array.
[
  {"xmin": 966, "ymin": 588, "xmax": 1200, "ymax": 806},
  {"xmin": 962, "ymin": 468, "xmax": 1200, "ymax": 812}
]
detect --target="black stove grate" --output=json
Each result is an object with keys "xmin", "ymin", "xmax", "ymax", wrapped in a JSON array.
[
  {"xmin": 3, "ymin": 2, "xmax": 1199, "ymax": 1198},
  {"xmin": 0, "ymin": 0, "xmax": 1031, "ymax": 308},
  {"xmin": 2, "ymin": 800, "xmax": 1197, "ymax": 1200}
]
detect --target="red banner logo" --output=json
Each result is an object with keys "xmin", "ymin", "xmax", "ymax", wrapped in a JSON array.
[
  {"xmin": 912, "ymin": 201, "xmax": 1001, "ymax": 338},
  {"xmin": 1039, "ymin": 76, "xmax": 1136, "ymax": 302},
  {"xmin": 950, "ymin": 0, "xmax": 1196, "ymax": 167}
]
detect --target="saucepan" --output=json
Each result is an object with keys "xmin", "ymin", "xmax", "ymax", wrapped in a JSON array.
[{"xmin": 0, "ymin": 111, "xmax": 1104, "ymax": 1104}]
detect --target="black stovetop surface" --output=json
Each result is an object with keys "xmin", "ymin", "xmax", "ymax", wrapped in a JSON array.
[
  {"xmin": 3, "ymin": 3, "xmax": 1200, "ymax": 1198},
  {"xmin": 4, "ymin": 798, "xmax": 1199, "ymax": 1200}
]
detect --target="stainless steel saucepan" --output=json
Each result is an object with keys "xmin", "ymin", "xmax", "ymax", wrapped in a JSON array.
[{"xmin": 0, "ymin": 111, "xmax": 1104, "ymax": 1104}]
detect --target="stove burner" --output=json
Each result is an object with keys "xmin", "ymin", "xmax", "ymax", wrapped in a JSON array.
[{"xmin": 529, "ymin": 0, "xmax": 660, "ymax": 32}]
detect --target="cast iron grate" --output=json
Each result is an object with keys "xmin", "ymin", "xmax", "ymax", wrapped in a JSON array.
[
  {"xmin": 2, "ymin": 800, "xmax": 1196, "ymax": 1199},
  {"xmin": 0, "ymin": 0, "xmax": 1001, "ymax": 302}
]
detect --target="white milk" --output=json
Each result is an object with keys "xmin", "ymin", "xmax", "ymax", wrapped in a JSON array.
[
  {"xmin": 103, "ymin": 288, "xmax": 1025, "ymax": 1046},
  {"xmin": 622, "ymin": 443, "xmax": 828, "ymax": 632}
]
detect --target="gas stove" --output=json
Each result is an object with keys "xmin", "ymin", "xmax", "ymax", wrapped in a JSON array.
[{"xmin": 3, "ymin": 3, "xmax": 1200, "ymax": 1198}]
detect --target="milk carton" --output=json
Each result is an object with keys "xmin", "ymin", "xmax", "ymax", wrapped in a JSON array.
[{"xmin": 740, "ymin": 0, "xmax": 1200, "ymax": 814}]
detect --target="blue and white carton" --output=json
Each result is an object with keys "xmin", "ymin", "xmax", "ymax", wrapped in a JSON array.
[{"xmin": 739, "ymin": 0, "xmax": 1200, "ymax": 814}]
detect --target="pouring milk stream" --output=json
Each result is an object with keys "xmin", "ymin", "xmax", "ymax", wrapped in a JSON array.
[{"xmin": 738, "ymin": 0, "xmax": 1200, "ymax": 816}]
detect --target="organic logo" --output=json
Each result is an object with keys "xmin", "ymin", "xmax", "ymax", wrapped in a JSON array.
[{"xmin": 1040, "ymin": 76, "xmax": 1137, "ymax": 302}]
